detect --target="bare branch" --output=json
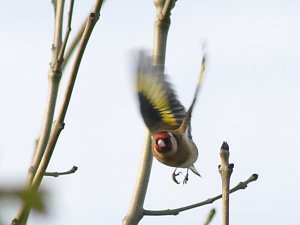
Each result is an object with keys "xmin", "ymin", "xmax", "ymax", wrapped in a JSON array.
[
  {"xmin": 57, "ymin": 0, "xmax": 75, "ymax": 63},
  {"xmin": 161, "ymin": 0, "xmax": 176, "ymax": 21},
  {"xmin": 11, "ymin": 1, "xmax": 104, "ymax": 224},
  {"xmin": 152, "ymin": 0, "xmax": 175, "ymax": 67},
  {"xmin": 62, "ymin": 19, "xmax": 86, "ymax": 70},
  {"xmin": 229, "ymin": 174, "xmax": 258, "ymax": 193},
  {"xmin": 12, "ymin": 2, "xmax": 66, "ymax": 224},
  {"xmin": 31, "ymin": 0, "xmax": 104, "ymax": 193},
  {"xmin": 122, "ymin": 1, "xmax": 183, "ymax": 224},
  {"xmin": 218, "ymin": 142, "xmax": 234, "ymax": 225},
  {"xmin": 203, "ymin": 208, "xmax": 216, "ymax": 225},
  {"xmin": 123, "ymin": 1, "xmax": 176, "ymax": 224},
  {"xmin": 122, "ymin": 133, "xmax": 153, "ymax": 225},
  {"xmin": 27, "ymin": 0, "xmax": 65, "ymax": 188},
  {"xmin": 52, "ymin": 0, "xmax": 64, "ymax": 52},
  {"xmin": 44, "ymin": 166, "xmax": 78, "ymax": 177},
  {"xmin": 143, "ymin": 174, "xmax": 258, "ymax": 216},
  {"xmin": 61, "ymin": 0, "xmax": 106, "ymax": 70}
]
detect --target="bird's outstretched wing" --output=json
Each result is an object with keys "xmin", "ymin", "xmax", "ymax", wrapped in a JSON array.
[{"xmin": 136, "ymin": 51, "xmax": 186, "ymax": 133}]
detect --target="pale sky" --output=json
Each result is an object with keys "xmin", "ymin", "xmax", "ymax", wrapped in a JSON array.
[{"xmin": 0, "ymin": 1, "xmax": 300, "ymax": 225}]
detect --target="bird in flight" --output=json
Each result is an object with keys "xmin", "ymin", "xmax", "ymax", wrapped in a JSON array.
[{"xmin": 135, "ymin": 50, "xmax": 206, "ymax": 184}]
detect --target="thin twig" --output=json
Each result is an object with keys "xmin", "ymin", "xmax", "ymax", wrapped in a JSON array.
[
  {"xmin": 57, "ymin": 0, "xmax": 75, "ymax": 63},
  {"xmin": 161, "ymin": 0, "xmax": 176, "ymax": 21},
  {"xmin": 143, "ymin": 174, "xmax": 258, "ymax": 216},
  {"xmin": 229, "ymin": 174, "xmax": 258, "ymax": 193},
  {"xmin": 52, "ymin": 0, "xmax": 57, "ymax": 15},
  {"xmin": 61, "ymin": 1, "xmax": 105, "ymax": 70},
  {"xmin": 63, "ymin": 0, "xmax": 107, "ymax": 69},
  {"xmin": 218, "ymin": 142, "xmax": 234, "ymax": 225},
  {"xmin": 44, "ymin": 166, "xmax": 78, "ymax": 177},
  {"xmin": 62, "ymin": 19, "xmax": 86, "ymax": 70},
  {"xmin": 203, "ymin": 208, "xmax": 216, "ymax": 225}
]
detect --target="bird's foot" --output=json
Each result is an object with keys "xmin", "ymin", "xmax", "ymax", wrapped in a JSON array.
[
  {"xmin": 183, "ymin": 173, "xmax": 189, "ymax": 184},
  {"xmin": 182, "ymin": 168, "xmax": 191, "ymax": 184},
  {"xmin": 172, "ymin": 169, "xmax": 182, "ymax": 184}
]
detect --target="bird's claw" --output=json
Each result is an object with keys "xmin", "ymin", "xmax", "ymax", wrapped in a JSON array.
[
  {"xmin": 172, "ymin": 171, "xmax": 182, "ymax": 184},
  {"xmin": 183, "ymin": 173, "xmax": 189, "ymax": 184}
]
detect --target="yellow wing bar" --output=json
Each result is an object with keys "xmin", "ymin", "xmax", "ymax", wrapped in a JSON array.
[{"xmin": 137, "ymin": 74, "xmax": 178, "ymax": 126}]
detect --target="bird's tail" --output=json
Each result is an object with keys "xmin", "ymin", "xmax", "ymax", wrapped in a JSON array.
[{"xmin": 190, "ymin": 164, "xmax": 201, "ymax": 177}]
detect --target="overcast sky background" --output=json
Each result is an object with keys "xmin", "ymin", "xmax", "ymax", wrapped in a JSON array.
[{"xmin": 0, "ymin": 1, "xmax": 300, "ymax": 225}]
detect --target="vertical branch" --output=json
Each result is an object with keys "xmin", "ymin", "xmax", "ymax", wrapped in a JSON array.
[
  {"xmin": 122, "ymin": 132, "xmax": 153, "ymax": 225},
  {"xmin": 123, "ymin": 1, "xmax": 176, "ymax": 225},
  {"xmin": 218, "ymin": 142, "xmax": 234, "ymax": 225},
  {"xmin": 57, "ymin": 0, "xmax": 75, "ymax": 62},
  {"xmin": 52, "ymin": 0, "xmax": 64, "ymax": 52},
  {"xmin": 28, "ymin": 0, "xmax": 65, "ymax": 187},
  {"xmin": 12, "ymin": 2, "xmax": 65, "ymax": 225},
  {"xmin": 153, "ymin": 0, "xmax": 175, "ymax": 67}
]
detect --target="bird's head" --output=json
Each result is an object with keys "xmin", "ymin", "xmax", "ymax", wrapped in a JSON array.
[{"xmin": 152, "ymin": 132, "xmax": 178, "ymax": 154}]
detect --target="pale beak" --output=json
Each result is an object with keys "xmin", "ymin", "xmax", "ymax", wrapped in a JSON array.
[{"xmin": 157, "ymin": 139, "xmax": 166, "ymax": 148}]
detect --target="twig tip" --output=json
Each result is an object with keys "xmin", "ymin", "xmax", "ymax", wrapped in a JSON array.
[
  {"xmin": 252, "ymin": 174, "xmax": 258, "ymax": 180},
  {"xmin": 221, "ymin": 141, "xmax": 229, "ymax": 150}
]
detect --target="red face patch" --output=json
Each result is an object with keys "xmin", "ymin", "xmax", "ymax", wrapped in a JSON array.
[
  {"xmin": 153, "ymin": 132, "xmax": 173, "ymax": 153},
  {"xmin": 153, "ymin": 132, "xmax": 171, "ymax": 141}
]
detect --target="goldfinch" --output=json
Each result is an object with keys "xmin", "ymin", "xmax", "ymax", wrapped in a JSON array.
[{"xmin": 135, "ymin": 50, "xmax": 206, "ymax": 184}]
